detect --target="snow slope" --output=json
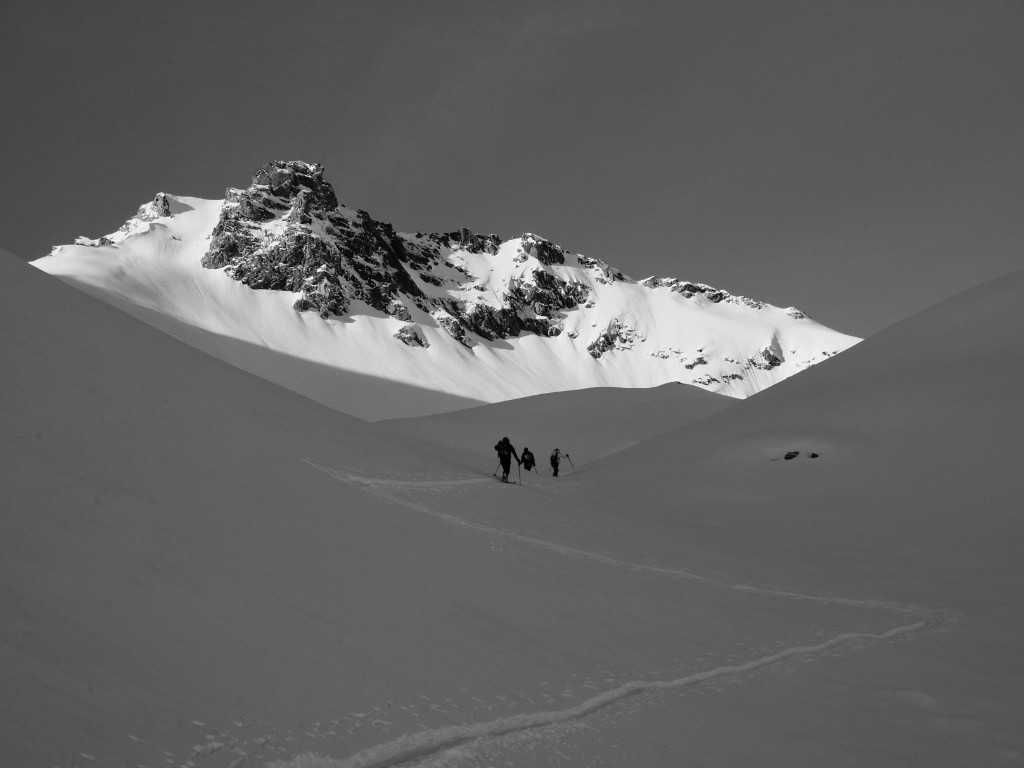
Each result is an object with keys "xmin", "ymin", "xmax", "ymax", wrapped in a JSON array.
[
  {"xmin": 3, "ymin": 246, "xmax": 1023, "ymax": 768},
  {"xmin": 381, "ymin": 383, "xmax": 735, "ymax": 467},
  {"xmin": 547, "ymin": 266, "xmax": 1024, "ymax": 766},
  {"xmin": 31, "ymin": 166, "xmax": 859, "ymax": 419}
]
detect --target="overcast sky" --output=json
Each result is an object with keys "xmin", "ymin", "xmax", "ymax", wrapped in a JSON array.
[{"xmin": 2, "ymin": 0, "xmax": 1021, "ymax": 336}]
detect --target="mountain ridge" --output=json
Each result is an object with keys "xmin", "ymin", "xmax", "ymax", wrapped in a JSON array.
[{"xmin": 35, "ymin": 160, "xmax": 859, "ymax": 418}]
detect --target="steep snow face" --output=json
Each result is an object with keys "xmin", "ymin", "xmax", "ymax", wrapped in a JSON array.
[{"xmin": 34, "ymin": 161, "xmax": 859, "ymax": 418}]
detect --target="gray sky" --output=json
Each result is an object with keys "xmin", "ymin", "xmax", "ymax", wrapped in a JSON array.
[{"xmin": 1, "ymin": 0, "xmax": 1021, "ymax": 336}]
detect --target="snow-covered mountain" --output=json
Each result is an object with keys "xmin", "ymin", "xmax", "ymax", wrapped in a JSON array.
[{"xmin": 33, "ymin": 161, "xmax": 858, "ymax": 419}]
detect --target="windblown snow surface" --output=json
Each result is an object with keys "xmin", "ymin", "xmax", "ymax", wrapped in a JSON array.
[
  {"xmin": 2, "ymin": 246, "xmax": 1023, "ymax": 767},
  {"xmin": 31, "ymin": 194, "xmax": 857, "ymax": 419}
]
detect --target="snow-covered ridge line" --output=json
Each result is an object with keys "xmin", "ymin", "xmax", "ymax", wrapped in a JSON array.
[
  {"xmin": 35, "ymin": 160, "xmax": 861, "ymax": 411},
  {"xmin": 195, "ymin": 160, "xmax": 805, "ymax": 345}
]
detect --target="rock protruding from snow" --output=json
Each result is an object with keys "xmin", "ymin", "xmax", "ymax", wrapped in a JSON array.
[
  {"xmin": 75, "ymin": 192, "xmax": 183, "ymax": 247},
  {"xmin": 588, "ymin": 320, "xmax": 643, "ymax": 359},
  {"xmin": 641, "ymin": 276, "xmax": 766, "ymax": 310},
  {"xmin": 521, "ymin": 233, "xmax": 566, "ymax": 265},
  {"xmin": 394, "ymin": 325, "xmax": 429, "ymax": 348}
]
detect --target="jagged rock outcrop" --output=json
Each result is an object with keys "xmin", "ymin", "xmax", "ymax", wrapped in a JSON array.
[
  {"xmin": 588, "ymin": 320, "xmax": 643, "ymax": 359},
  {"xmin": 394, "ymin": 325, "xmax": 429, "ymax": 347},
  {"xmin": 521, "ymin": 233, "xmax": 565, "ymax": 266},
  {"xmin": 438, "ymin": 227, "xmax": 503, "ymax": 255},
  {"xmin": 201, "ymin": 161, "xmax": 593, "ymax": 341},
  {"xmin": 641, "ymin": 276, "xmax": 768, "ymax": 310},
  {"xmin": 76, "ymin": 193, "xmax": 178, "ymax": 247},
  {"xmin": 202, "ymin": 162, "xmax": 429, "ymax": 320}
]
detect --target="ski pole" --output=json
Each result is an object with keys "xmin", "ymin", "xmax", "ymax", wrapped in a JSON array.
[
  {"xmin": 518, "ymin": 460, "xmax": 522, "ymax": 485},
  {"xmin": 566, "ymin": 453, "xmax": 575, "ymax": 469},
  {"xmin": 493, "ymin": 462, "xmax": 501, "ymax": 477}
]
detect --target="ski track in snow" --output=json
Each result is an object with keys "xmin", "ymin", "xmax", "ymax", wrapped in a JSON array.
[
  {"xmin": 295, "ymin": 459, "xmax": 946, "ymax": 768},
  {"xmin": 302, "ymin": 460, "xmax": 934, "ymax": 617}
]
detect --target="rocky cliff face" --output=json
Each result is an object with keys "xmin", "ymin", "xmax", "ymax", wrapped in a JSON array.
[{"xmin": 201, "ymin": 161, "xmax": 592, "ymax": 344}]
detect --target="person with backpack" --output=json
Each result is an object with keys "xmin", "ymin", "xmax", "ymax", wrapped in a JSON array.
[
  {"xmin": 521, "ymin": 447, "xmax": 536, "ymax": 472},
  {"xmin": 494, "ymin": 436, "xmax": 521, "ymax": 483},
  {"xmin": 550, "ymin": 448, "xmax": 565, "ymax": 477}
]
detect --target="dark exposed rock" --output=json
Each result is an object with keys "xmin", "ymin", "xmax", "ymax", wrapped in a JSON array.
[
  {"xmin": 587, "ymin": 337, "xmax": 612, "ymax": 359},
  {"xmin": 437, "ymin": 227, "xmax": 503, "ymax": 255},
  {"xmin": 394, "ymin": 325, "xmax": 429, "ymax": 347},
  {"xmin": 588, "ymin": 320, "xmax": 641, "ymax": 358},
  {"xmin": 522, "ymin": 270, "xmax": 589, "ymax": 309},
  {"xmin": 579, "ymin": 255, "xmax": 626, "ymax": 283},
  {"xmin": 202, "ymin": 161, "xmax": 434, "ymax": 320},
  {"xmin": 749, "ymin": 347, "xmax": 784, "ymax": 370},
  {"xmin": 149, "ymin": 193, "xmax": 172, "ymax": 218},
  {"xmin": 521, "ymin": 233, "xmax": 565, "ymax": 265},
  {"xmin": 436, "ymin": 315, "xmax": 473, "ymax": 347},
  {"xmin": 388, "ymin": 301, "xmax": 413, "ymax": 322},
  {"xmin": 641, "ymin": 277, "xmax": 768, "ymax": 310},
  {"xmin": 690, "ymin": 374, "xmax": 721, "ymax": 386},
  {"xmin": 771, "ymin": 450, "xmax": 820, "ymax": 462},
  {"xmin": 252, "ymin": 160, "xmax": 339, "ymax": 210}
]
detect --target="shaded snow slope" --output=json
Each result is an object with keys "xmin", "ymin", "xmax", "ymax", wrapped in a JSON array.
[
  {"xmin": 538, "ymin": 267, "xmax": 1024, "ymax": 766},
  {"xmin": 578, "ymin": 265, "xmax": 1024, "ymax": 600},
  {"xmin": 0, "ymin": 252, "xmax": 482, "ymax": 764},
  {"xmin": 32, "ymin": 163, "xmax": 859, "ymax": 419},
  {"xmin": 381, "ymin": 382, "xmax": 735, "ymax": 467},
  {"xmin": 4, "ymin": 248, "xmax": 1022, "ymax": 768},
  {"xmin": 0, "ymin": 253, "xmax": 876, "ymax": 768},
  {"xmin": 279, "ymin": 268, "xmax": 1024, "ymax": 767}
]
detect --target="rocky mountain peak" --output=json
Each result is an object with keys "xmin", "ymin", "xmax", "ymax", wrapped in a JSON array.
[
  {"xmin": 40, "ymin": 160, "xmax": 860, "ymax": 402},
  {"xmin": 251, "ymin": 160, "xmax": 339, "ymax": 210},
  {"xmin": 189, "ymin": 161, "xmax": 850, "ymax": 382},
  {"xmin": 521, "ymin": 233, "xmax": 565, "ymax": 266},
  {"xmin": 198, "ymin": 161, "xmax": 598, "ymax": 341}
]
